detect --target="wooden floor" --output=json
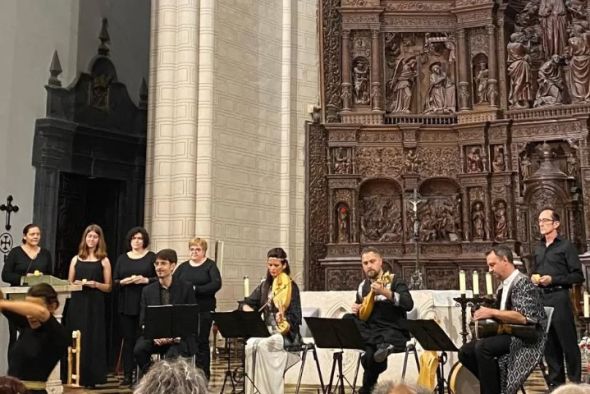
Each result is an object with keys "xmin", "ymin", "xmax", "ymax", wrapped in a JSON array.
[{"xmin": 63, "ymin": 355, "xmax": 552, "ymax": 394}]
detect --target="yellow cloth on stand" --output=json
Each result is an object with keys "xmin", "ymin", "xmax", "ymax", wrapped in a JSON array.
[{"xmin": 417, "ymin": 350, "xmax": 439, "ymax": 390}]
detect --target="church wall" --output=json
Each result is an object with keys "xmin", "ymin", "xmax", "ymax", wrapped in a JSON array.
[
  {"xmin": 210, "ymin": 0, "xmax": 318, "ymax": 309},
  {"xmin": 0, "ymin": 0, "xmax": 80, "ymax": 374}
]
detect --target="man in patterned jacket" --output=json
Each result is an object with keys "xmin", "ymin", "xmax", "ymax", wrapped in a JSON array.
[{"xmin": 459, "ymin": 245, "xmax": 547, "ymax": 394}]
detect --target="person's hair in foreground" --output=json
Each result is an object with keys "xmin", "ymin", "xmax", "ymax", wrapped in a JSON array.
[
  {"xmin": 0, "ymin": 376, "xmax": 29, "ymax": 394},
  {"xmin": 551, "ymin": 383, "xmax": 590, "ymax": 394},
  {"xmin": 371, "ymin": 381, "xmax": 431, "ymax": 394},
  {"xmin": 133, "ymin": 358, "xmax": 208, "ymax": 394}
]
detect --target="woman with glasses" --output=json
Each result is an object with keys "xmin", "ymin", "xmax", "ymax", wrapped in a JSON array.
[
  {"xmin": 173, "ymin": 238, "xmax": 221, "ymax": 379},
  {"xmin": 113, "ymin": 227, "xmax": 156, "ymax": 386}
]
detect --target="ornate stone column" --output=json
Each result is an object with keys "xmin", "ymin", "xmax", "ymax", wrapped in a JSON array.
[
  {"xmin": 457, "ymin": 28, "xmax": 471, "ymax": 111},
  {"xmin": 487, "ymin": 25, "xmax": 498, "ymax": 107},
  {"xmin": 371, "ymin": 29, "xmax": 382, "ymax": 111},
  {"xmin": 341, "ymin": 29, "xmax": 352, "ymax": 111}
]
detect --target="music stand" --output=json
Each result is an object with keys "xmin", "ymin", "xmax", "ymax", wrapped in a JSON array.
[
  {"xmin": 144, "ymin": 304, "xmax": 199, "ymax": 339},
  {"xmin": 404, "ymin": 319, "xmax": 459, "ymax": 394},
  {"xmin": 305, "ymin": 317, "xmax": 365, "ymax": 394},
  {"xmin": 212, "ymin": 311, "xmax": 270, "ymax": 394}
]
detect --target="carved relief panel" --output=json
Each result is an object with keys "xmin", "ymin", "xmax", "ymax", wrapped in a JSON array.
[
  {"xmin": 359, "ymin": 180, "xmax": 403, "ymax": 243},
  {"xmin": 412, "ymin": 179, "xmax": 462, "ymax": 242}
]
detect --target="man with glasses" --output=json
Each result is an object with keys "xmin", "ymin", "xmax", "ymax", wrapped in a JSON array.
[{"xmin": 532, "ymin": 208, "xmax": 584, "ymax": 389}]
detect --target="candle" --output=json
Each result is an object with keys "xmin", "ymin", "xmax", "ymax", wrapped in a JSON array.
[
  {"xmin": 459, "ymin": 270, "xmax": 466, "ymax": 295},
  {"xmin": 486, "ymin": 272, "xmax": 493, "ymax": 295},
  {"xmin": 244, "ymin": 276, "xmax": 250, "ymax": 298},
  {"xmin": 584, "ymin": 291, "xmax": 589, "ymax": 318},
  {"xmin": 472, "ymin": 271, "xmax": 479, "ymax": 296}
]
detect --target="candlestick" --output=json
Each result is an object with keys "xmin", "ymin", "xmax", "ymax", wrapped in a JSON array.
[
  {"xmin": 244, "ymin": 276, "xmax": 250, "ymax": 298},
  {"xmin": 472, "ymin": 271, "xmax": 479, "ymax": 295},
  {"xmin": 459, "ymin": 270, "xmax": 466, "ymax": 295},
  {"xmin": 584, "ymin": 291, "xmax": 589, "ymax": 318},
  {"xmin": 486, "ymin": 272, "xmax": 493, "ymax": 295}
]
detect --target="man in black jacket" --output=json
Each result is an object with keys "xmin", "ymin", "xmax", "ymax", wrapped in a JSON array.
[
  {"xmin": 346, "ymin": 247, "xmax": 414, "ymax": 394},
  {"xmin": 134, "ymin": 249, "xmax": 197, "ymax": 374},
  {"xmin": 532, "ymin": 208, "xmax": 584, "ymax": 389}
]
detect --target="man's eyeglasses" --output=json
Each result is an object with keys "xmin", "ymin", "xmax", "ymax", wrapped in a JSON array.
[{"xmin": 538, "ymin": 218, "xmax": 555, "ymax": 224}]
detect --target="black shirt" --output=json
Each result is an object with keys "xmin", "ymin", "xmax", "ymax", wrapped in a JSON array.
[
  {"xmin": 173, "ymin": 258, "xmax": 221, "ymax": 312},
  {"xmin": 2, "ymin": 247, "xmax": 53, "ymax": 286},
  {"xmin": 113, "ymin": 251, "xmax": 157, "ymax": 315},
  {"xmin": 3, "ymin": 311, "xmax": 70, "ymax": 381},
  {"xmin": 533, "ymin": 235, "xmax": 584, "ymax": 287}
]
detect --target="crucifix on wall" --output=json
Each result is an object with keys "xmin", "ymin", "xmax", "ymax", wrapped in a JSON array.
[
  {"xmin": 407, "ymin": 189, "xmax": 426, "ymax": 290},
  {"xmin": 0, "ymin": 195, "xmax": 19, "ymax": 231}
]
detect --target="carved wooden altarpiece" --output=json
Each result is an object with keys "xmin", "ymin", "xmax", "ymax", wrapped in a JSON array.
[{"xmin": 306, "ymin": 0, "xmax": 590, "ymax": 291}]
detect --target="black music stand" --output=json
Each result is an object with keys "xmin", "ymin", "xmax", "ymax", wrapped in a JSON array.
[
  {"xmin": 305, "ymin": 317, "xmax": 365, "ymax": 394},
  {"xmin": 212, "ymin": 311, "xmax": 270, "ymax": 394},
  {"xmin": 404, "ymin": 319, "xmax": 459, "ymax": 394},
  {"xmin": 144, "ymin": 304, "xmax": 199, "ymax": 339}
]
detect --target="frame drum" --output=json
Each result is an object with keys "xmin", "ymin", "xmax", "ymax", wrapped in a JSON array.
[{"xmin": 448, "ymin": 362, "xmax": 480, "ymax": 394}]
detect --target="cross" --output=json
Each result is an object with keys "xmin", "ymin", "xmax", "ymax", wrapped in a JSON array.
[
  {"xmin": 407, "ymin": 189, "xmax": 426, "ymax": 216},
  {"xmin": 0, "ymin": 233, "xmax": 12, "ymax": 254},
  {"xmin": 0, "ymin": 195, "xmax": 19, "ymax": 231},
  {"xmin": 407, "ymin": 189, "xmax": 427, "ymax": 290}
]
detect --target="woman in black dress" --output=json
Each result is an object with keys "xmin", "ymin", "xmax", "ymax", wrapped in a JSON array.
[
  {"xmin": 113, "ymin": 226, "xmax": 156, "ymax": 386},
  {"xmin": 173, "ymin": 237, "xmax": 221, "ymax": 379},
  {"xmin": 65, "ymin": 224, "xmax": 112, "ymax": 388},
  {"xmin": 2, "ymin": 224, "xmax": 53, "ymax": 350},
  {"xmin": 1, "ymin": 283, "xmax": 70, "ymax": 394}
]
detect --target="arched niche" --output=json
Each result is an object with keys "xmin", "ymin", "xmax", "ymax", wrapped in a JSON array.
[
  {"xmin": 416, "ymin": 178, "xmax": 462, "ymax": 242},
  {"xmin": 358, "ymin": 179, "xmax": 402, "ymax": 243}
]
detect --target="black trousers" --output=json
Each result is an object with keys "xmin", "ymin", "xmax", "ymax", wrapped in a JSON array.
[
  {"xmin": 197, "ymin": 312, "xmax": 213, "ymax": 379},
  {"xmin": 542, "ymin": 290, "xmax": 581, "ymax": 386},
  {"xmin": 119, "ymin": 314, "xmax": 140, "ymax": 376},
  {"xmin": 134, "ymin": 337, "xmax": 194, "ymax": 375},
  {"xmin": 359, "ymin": 344, "xmax": 388, "ymax": 394},
  {"xmin": 458, "ymin": 334, "xmax": 511, "ymax": 394}
]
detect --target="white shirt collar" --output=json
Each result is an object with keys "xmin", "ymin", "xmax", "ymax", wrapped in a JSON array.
[{"xmin": 500, "ymin": 269, "xmax": 520, "ymax": 310}]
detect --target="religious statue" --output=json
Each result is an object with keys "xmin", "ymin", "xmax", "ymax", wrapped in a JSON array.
[
  {"xmin": 388, "ymin": 57, "xmax": 417, "ymax": 113},
  {"xmin": 566, "ymin": 25, "xmax": 590, "ymax": 103},
  {"xmin": 333, "ymin": 147, "xmax": 351, "ymax": 174},
  {"xmin": 353, "ymin": 59, "xmax": 370, "ymax": 105},
  {"xmin": 472, "ymin": 201, "xmax": 486, "ymax": 240},
  {"xmin": 424, "ymin": 62, "xmax": 456, "ymax": 114},
  {"xmin": 493, "ymin": 201, "xmax": 508, "ymax": 241},
  {"xmin": 507, "ymin": 33, "xmax": 533, "ymax": 109},
  {"xmin": 466, "ymin": 148, "xmax": 484, "ymax": 173},
  {"xmin": 566, "ymin": 152, "xmax": 577, "ymax": 177},
  {"xmin": 474, "ymin": 62, "xmax": 489, "ymax": 104},
  {"xmin": 337, "ymin": 205, "xmax": 350, "ymax": 243},
  {"xmin": 492, "ymin": 146, "xmax": 506, "ymax": 172},
  {"xmin": 534, "ymin": 55, "xmax": 566, "ymax": 107},
  {"xmin": 539, "ymin": 0, "xmax": 568, "ymax": 57},
  {"xmin": 520, "ymin": 153, "xmax": 533, "ymax": 178},
  {"xmin": 404, "ymin": 148, "xmax": 419, "ymax": 173}
]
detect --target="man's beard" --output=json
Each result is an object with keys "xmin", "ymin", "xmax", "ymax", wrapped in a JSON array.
[{"xmin": 366, "ymin": 269, "xmax": 379, "ymax": 279}]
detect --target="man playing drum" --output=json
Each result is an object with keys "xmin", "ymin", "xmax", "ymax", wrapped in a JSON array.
[{"xmin": 458, "ymin": 245, "xmax": 547, "ymax": 394}]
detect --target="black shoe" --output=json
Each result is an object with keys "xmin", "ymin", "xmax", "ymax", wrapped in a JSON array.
[
  {"xmin": 373, "ymin": 343, "xmax": 395, "ymax": 363},
  {"xmin": 121, "ymin": 373, "xmax": 133, "ymax": 386}
]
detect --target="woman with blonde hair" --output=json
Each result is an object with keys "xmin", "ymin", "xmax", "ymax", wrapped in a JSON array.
[
  {"xmin": 173, "ymin": 237, "xmax": 221, "ymax": 379},
  {"xmin": 65, "ymin": 224, "xmax": 112, "ymax": 388}
]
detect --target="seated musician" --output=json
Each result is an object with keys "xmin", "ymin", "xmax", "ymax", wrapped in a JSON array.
[
  {"xmin": 458, "ymin": 245, "xmax": 547, "ymax": 394},
  {"xmin": 345, "ymin": 246, "xmax": 414, "ymax": 394},
  {"xmin": 134, "ymin": 249, "xmax": 197, "ymax": 375},
  {"xmin": 241, "ymin": 247, "xmax": 302, "ymax": 394}
]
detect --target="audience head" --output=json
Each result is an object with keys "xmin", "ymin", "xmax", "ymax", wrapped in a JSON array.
[
  {"xmin": 21, "ymin": 224, "xmax": 41, "ymax": 247},
  {"xmin": 154, "ymin": 249, "xmax": 177, "ymax": 280},
  {"xmin": 551, "ymin": 383, "xmax": 590, "ymax": 394},
  {"xmin": 133, "ymin": 358, "xmax": 208, "ymax": 394},
  {"xmin": 485, "ymin": 244, "xmax": 515, "ymax": 281},
  {"xmin": 0, "ymin": 376, "xmax": 30, "ymax": 394},
  {"xmin": 78, "ymin": 223, "xmax": 107, "ymax": 260},
  {"xmin": 266, "ymin": 247, "xmax": 289, "ymax": 281},
  {"xmin": 361, "ymin": 246, "xmax": 384, "ymax": 280},
  {"xmin": 371, "ymin": 381, "xmax": 431, "ymax": 394},
  {"xmin": 26, "ymin": 283, "xmax": 59, "ymax": 329},
  {"xmin": 126, "ymin": 226, "xmax": 150, "ymax": 251},
  {"xmin": 188, "ymin": 237, "xmax": 208, "ymax": 262}
]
